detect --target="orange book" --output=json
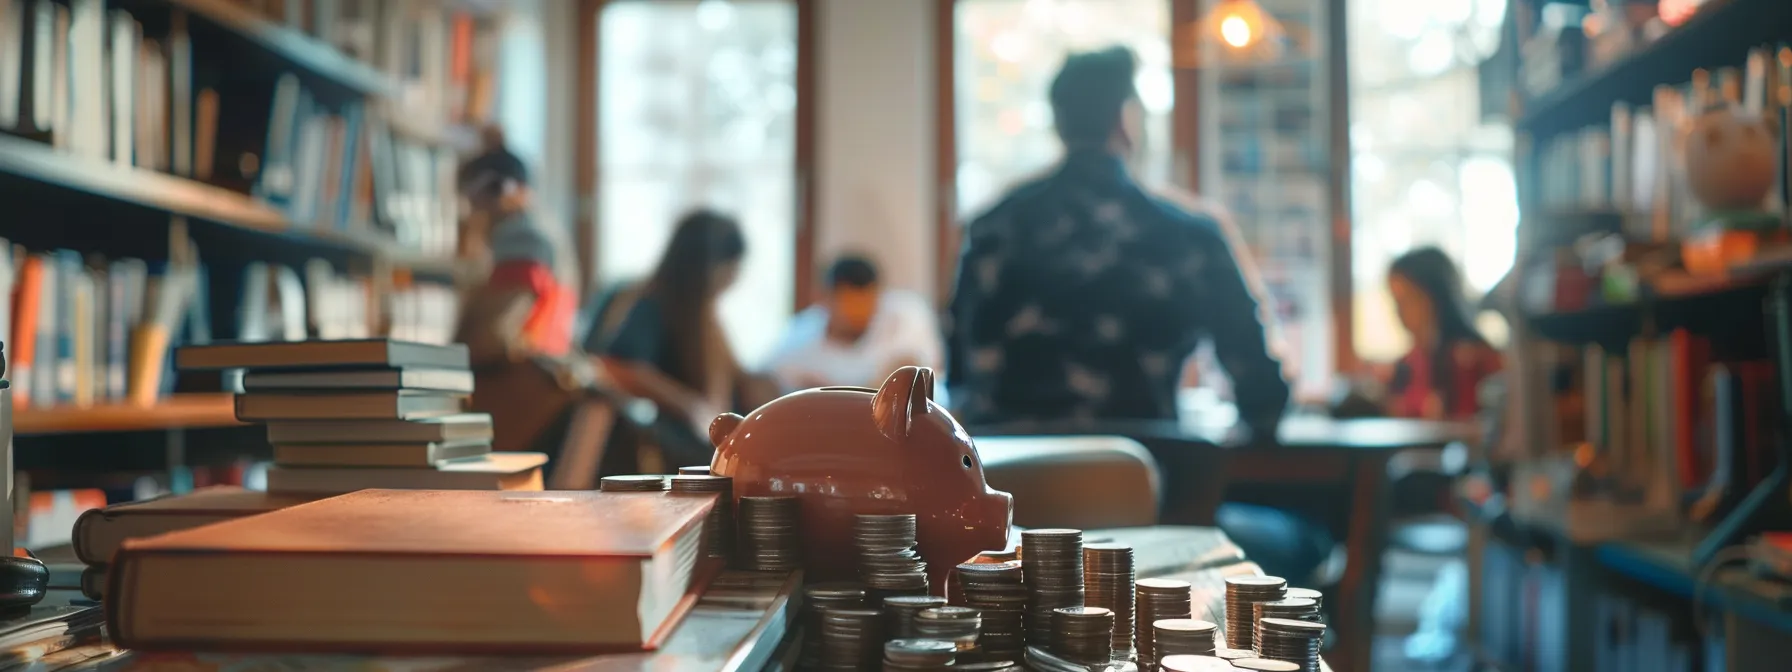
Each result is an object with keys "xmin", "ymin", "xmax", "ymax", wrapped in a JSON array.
[
  {"xmin": 9, "ymin": 255, "xmax": 42, "ymax": 408},
  {"xmin": 108, "ymin": 489, "xmax": 718, "ymax": 654},
  {"xmin": 72, "ymin": 486, "xmax": 316, "ymax": 565}
]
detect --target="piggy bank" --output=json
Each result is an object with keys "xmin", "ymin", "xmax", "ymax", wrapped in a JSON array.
[
  {"xmin": 709, "ymin": 366, "xmax": 1013, "ymax": 591},
  {"xmin": 1684, "ymin": 107, "xmax": 1778, "ymax": 212}
]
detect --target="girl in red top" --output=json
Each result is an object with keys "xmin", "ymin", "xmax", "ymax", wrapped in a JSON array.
[
  {"xmin": 1384, "ymin": 247, "xmax": 1503, "ymax": 420},
  {"xmin": 455, "ymin": 129, "xmax": 576, "ymax": 363}
]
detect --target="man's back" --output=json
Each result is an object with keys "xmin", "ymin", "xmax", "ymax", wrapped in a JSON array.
[{"xmin": 944, "ymin": 150, "xmax": 1289, "ymax": 428}]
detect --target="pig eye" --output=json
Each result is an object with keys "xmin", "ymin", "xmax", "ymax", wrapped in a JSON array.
[{"xmin": 962, "ymin": 455, "xmax": 973, "ymax": 469}]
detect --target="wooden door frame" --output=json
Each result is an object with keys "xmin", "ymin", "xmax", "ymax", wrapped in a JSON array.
[
  {"xmin": 573, "ymin": 0, "xmax": 821, "ymax": 313},
  {"xmin": 930, "ymin": 0, "xmax": 1356, "ymax": 375}
]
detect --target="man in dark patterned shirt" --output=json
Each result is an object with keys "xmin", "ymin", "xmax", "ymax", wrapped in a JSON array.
[
  {"xmin": 944, "ymin": 46, "xmax": 1290, "ymax": 436},
  {"xmin": 945, "ymin": 47, "xmax": 1329, "ymax": 584}
]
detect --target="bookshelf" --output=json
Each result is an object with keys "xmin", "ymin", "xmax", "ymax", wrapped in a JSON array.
[
  {"xmin": 1475, "ymin": 0, "xmax": 1792, "ymax": 669},
  {"xmin": 0, "ymin": 0, "xmax": 503, "ymax": 501}
]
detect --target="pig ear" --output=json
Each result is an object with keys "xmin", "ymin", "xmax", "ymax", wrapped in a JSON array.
[
  {"xmin": 709, "ymin": 413, "xmax": 745, "ymax": 448},
  {"xmin": 872, "ymin": 366, "xmax": 934, "ymax": 442}
]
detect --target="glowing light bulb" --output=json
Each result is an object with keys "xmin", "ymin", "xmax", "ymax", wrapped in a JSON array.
[{"xmin": 1219, "ymin": 14, "xmax": 1253, "ymax": 47}]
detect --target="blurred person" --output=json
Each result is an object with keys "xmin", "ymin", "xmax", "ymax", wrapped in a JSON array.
[
  {"xmin": 945, "ymin": 46, "xmax": 1330, "ymax": 583},
  {"xmin": 455, "ymin": 127, "xmax": 578, "ymax": 364},
  {"xmin": 584, "ymin": 210, "xmax": 779, "ymax": 468},
  {"xmin": 764, "ymin": 254, "xmax": 945, "ymax": 394},
  {"xmin": 1381, "ymin": 246, "xmax": 1503, "ymax": 420}
]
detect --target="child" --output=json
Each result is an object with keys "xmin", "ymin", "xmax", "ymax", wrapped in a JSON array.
[{"xmin": 1383, "ymin": 247, "xmax": 1502, "ymax": 420}]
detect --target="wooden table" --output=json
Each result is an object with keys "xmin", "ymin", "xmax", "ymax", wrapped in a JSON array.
[{"xmin": 976, "ymin": 414, "xmax": 1475, "ymax": 672}]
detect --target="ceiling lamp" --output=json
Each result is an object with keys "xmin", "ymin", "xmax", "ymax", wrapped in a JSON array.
[{"xmin": 1175, "ymin": 0, "xmax": 1305, "ymax": 68}]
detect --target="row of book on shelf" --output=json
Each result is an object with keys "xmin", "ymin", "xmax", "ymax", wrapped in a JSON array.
[
  {"xmin": 0, "ymin": 233, "xmax": 459, "ymax": 410},
  {"xmin": 1533, "ymin": 44, "xmax": 1792, "ymax": 239},
  {"xmin": 0, "ymin": 0, "xmax": 466, "ymax": 258}
]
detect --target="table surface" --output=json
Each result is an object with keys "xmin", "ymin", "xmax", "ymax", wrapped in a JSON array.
[{"xmin": 63, "ymin": 526, "xmax": 1331, "ymax": 671}]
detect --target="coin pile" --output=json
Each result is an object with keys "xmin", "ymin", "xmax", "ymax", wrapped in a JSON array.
[
  {"xmin": 1223, "ymin": 576, "xmax": 1287, "ymax": 650},
  {"xmin": 1050, "ymin": 606, "xmax": 1114, "ymax": 665},
  {"xmin": 599, "ymin": 474, "xmax": 666, "ymax": 492},
  {"xmin": 1256, "ymin": 617, "xmax": 1325, "ymax": 671},
  {"xmin": 883, "ymin": 638, "xmax": 958, "ymax": 671},
  {"xmin": 914, "ymin": 606, "xmax": 982, "ymax": 652},
  {"xmin": 799, "ymin": 583, "xmax": 868, "ymax": 669},
  {"xmin": 736, "ymin": 495, "xmax": 801, "ymax": 572},
  {"xmin": 1285, "ymin": 587, "xmax": 1323, "ymax": 611},
  {"xmin": 855, "ymin": 514, "xmax": 930, "ymax": 598},
  {"xmin": 954, "ymin": 561, "xmax": 1027, "ymax": 660},
  {"xmin": 1153, "ymin": 618, "xmax": 1218, "ymax": 659},
  {"xmin": 820, "ymin": 608, "xmax": 887, "ymax": 669},
  {"xmin": 885, "ymin": 595, "xmax": 947, "ymax": 639},
  {"xmin": 1253, "ymin": 597, "xmax": 1319, "ymax": 654},
  {"xmin": 1159, "ymin": 654, "xmax": 1238, "ymax": 671},
  {"xmin": 1021, "ymin": 528, "xmax": 1086, "ymax": 648},
  {"xmin": 1083, "ymin": 542, "xmax": 1135, "ymax": 657},
  {"xmin": 678, "ymin": 465, "xmax": 711, "ymax": 475},
  {"xmin": 669, "ymin": 474, "xmax": 734, "ymax": 559},
  {"xmin": 1231, "ymin": 658, "xmax": 1302, "ymax": 671},
  {"xmin": 1134, "ymin": 577, "xmax": 1193, "ymax": 665}
]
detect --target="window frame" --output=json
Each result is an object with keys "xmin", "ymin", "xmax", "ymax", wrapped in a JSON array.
[{"xmin": 574, "ymin": 0, "xmax": 819, "ymax": 313}]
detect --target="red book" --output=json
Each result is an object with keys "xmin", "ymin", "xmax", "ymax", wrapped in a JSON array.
[{"xmin": 108, "ymin": 489, "xmax": 718, "ymax": 654}]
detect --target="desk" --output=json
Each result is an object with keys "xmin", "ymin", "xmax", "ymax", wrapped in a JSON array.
[{"xmin": 975, "ymin": 415, "xmax": 1474, "ymax": 672}]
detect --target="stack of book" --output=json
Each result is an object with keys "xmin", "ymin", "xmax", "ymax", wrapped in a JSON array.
[
  {"xmin": 176, "ymin": 338, "xmax": 546, "ymax": 495},
  {"xmin": 70, "ymin": 486, "xmax": 315, "ymax": 601}
]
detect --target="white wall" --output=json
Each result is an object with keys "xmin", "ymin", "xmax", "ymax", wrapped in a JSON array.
[{"xmin": 814, "ymin": 0, "xmax": 940, "ymax": 298}]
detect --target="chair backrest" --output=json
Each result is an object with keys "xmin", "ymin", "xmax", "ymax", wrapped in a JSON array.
[{"xmin": 973, "ymin": 435, "xmax": 1162, "ymax": 529}]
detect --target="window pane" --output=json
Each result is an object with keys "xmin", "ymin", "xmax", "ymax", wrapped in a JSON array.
[
  {"xmin": 1346, "ymin": 0, "xmax": 1515, "ymax": 363},
  {"xmin": 598, "ymin": 0, "xmax": 798, "ymax": 367},
  {"xmin": 954, "ymin": 0, "xmax": 1175, "ymax": 217}
]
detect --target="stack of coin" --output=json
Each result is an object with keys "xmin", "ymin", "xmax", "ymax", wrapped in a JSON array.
[
  {"xmin": 1285, "ymin": 587, "xmax": 1323, "ymax": 611},
  {"xmin": 1222, "ymin": 576, "xmax": 1287, "ymax": 650},
  {"xmin": 1159, "ymin": 654, "xmax": 1237, "ymax": 671},
  {"xmin": 1152, "ymin": 618, "xmax": 1218, "ymax": 659},
  {"xmin": 885, "ymin": 595, "xmax": 947, "ymax": 639},
  {"xmin": 669, "ymin": 475, "xmax": 734, "ymax": 559},
  {"xmin": 1252, "ymin": 597, "xmax": 1319, "ymax": 655},
  {"xmin": 1255, "ymin": 617, "xmax": 1325, "ymax": 671},
  {"xmin": 855, "ymin": 514, "xmax": 930, "ymax": 598},
  {"xmin": 914, "ymin": 606, "xmax": 982, "ymax": 652},
  {"xmin": 1134, "ymin": 578, "xmax": 1193, "ymax": 665},
  {"xmin": 737, "ymin": 496, "xmax": 801, "ymax": 572},
  {"xmin": 1083, "ymin": 542, "xmax": 1135, "ymax": 657},
  {"xmin": 820, "ymin": 608, "xmax": 887, "ymax": 669},
  {"xmin": 678, "ymin": 465, "xmax": 711, "ymax": 475},
  {"xmin": 599, "ymin": 474, "xmax": 666, "ymax": 492},
  {"xmin": 1020, "ymin": 529, "xmax": 1085, "ymax": 648},
  {"xmin": 882, "ymin": 638, "xmax": 958, "ymax": 671},
  {"xmin": 1049, "ymin": 606, "xmax": 1114, "ymax": 665},
  {"xmin": 800, "ymin": 583, "xmax": 868, "ymax": 669},
  {"xmin": 1230, "ymin": 658, "xmax": 1302, "ymax": 671},
  {"xmin": 955, "ymin": 561, "xmax": 1026, "ymax": 660}
]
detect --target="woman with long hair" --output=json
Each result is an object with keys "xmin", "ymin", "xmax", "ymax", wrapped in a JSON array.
[
  {"xmin": 588, "ymin": 209, "xmax": 774, "ymax": 467},
  {"xmin": 1383, "ymin": 246, "xmax": 1502, "ymax": 420}
]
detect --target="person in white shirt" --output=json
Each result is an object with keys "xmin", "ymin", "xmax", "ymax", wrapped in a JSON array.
[{"xmin": 765, "ymin": 256, "xmax": 946, "ymax": 398}]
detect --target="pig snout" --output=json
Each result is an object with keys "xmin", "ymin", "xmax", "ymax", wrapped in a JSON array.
[{"xmin": 974, "ymin": 488, "xmax": 1014, "ymax": 549}]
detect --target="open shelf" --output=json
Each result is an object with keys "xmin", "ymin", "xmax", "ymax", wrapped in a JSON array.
[
  {"xmin": 0, "ymin": 135, "xmax": 458, "ymax": 276},
  {"xmin": 162, "ymin": 0, "xmax": 393, "ymax": 95},
  {"xmin": 1516, "ymin": 0, "xmax": 1792, "ymax": 140},
  {"xmin": 15, "ymin": 394, "xmax": 242, "ymax": 436},
  {"xmin": 1596, "ymin": 539, "xmax": 1792, "ymax": 633}
]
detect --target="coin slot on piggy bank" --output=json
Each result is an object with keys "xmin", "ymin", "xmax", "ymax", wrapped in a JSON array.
[{"xmin": 710, "ymin": 366, "xmax": 1014, "ymax": 590}]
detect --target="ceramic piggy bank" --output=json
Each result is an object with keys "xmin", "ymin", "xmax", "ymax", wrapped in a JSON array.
[{"xmin": 709, "ymin": 366, "xmax": 1012, "ymax": 590}]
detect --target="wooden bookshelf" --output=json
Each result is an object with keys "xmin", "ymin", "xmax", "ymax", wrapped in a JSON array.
[{"xmin": 15, "ymin": 394, "xmax": 241, "ymax": 436}]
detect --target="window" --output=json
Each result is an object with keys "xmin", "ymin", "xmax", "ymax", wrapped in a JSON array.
[
  {"xmin": 597, "ymin": 0, "xmax": 801, "ymax": 367},
  {"xmin": 1347, "ymin": 0, "xmax": 1515, "ymax": 361},
  {"xmin": 953, "ymin": 0, "xmax": 1177, "ymax": 218}
]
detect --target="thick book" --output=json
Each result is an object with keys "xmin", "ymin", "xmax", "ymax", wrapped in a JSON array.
[
  {"xmin": 108, "ymin": 489, "xmax": 718, "ymax": 654},
  {"xmin": 235, "ymin": 390, "xmax": 467, "ymax": 421},
  {"xmin": 265, "ymin": 412, "xmax": 493, "ymax": 444},
  {"xmin": 243, "ymin": 367, "xmax": 475, "ymax": 393},
  {"xmin": 273, "ymin": 439, "xmax": 492, "ymax": 468},
  {"xmin": 175, "ymin": 339, "xmax": 469, "ymax": 371},
  {"xmin": 71, "ymin": 486, "xmax": 315, "ymax": 565},
  {"xmin": 265, "ymin": 452, "xmax": 548, "ymax": 495}
]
